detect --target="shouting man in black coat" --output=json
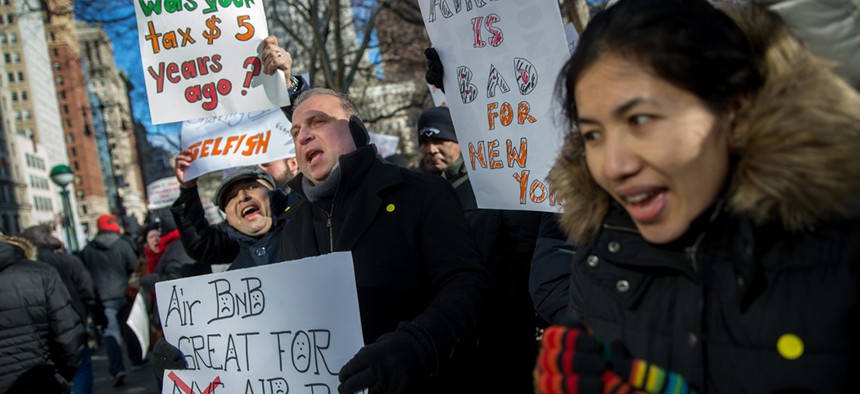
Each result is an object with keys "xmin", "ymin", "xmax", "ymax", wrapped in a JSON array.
[{"xmin": 276, "ymin": 85, "xmax": 490, "ymax": 394}]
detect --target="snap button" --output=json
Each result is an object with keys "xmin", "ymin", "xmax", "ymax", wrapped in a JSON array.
[
  {"xmin": 616, "ymin": 279, "xmax": 630, "ymax": 293},
  {"xmin": 688, "ymin": 332, "xmax": 698, "ymax": 347},
  {"xmin": 586, "ymin": 255, "xmax": 599, "ymax": 268},
  {"xmin": 255, "ymin": 247, "xmax": 267, "ymax": 256},
  {"xmin": 608, "ymin": 241, "xmax": 621, "ymax": 253}
]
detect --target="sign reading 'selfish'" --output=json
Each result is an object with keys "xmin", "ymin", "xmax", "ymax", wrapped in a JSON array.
[{"xmin": 134, "ymin": 0, "xmax": 291, "ymax": 124}]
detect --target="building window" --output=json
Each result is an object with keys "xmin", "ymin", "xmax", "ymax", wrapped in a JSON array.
[
  {"xmin": 52, "ymin": 48, "xmax": 58, "ymax": 57},
  {"xmin": 62, "ymin": 105, "xmax": 68, "ymax": 114},
  {"xmin": 73, "ymin": 161, "xmax": 79, "ymax": 170},
  {"xmin": 12, "ymin": 52, "xmax": 18, "ymax": 63},
  {"xmin": 64, "ymin": 119, "xmax": 71, "ymax": 128},
  {"xmin": 3, "ymin": 53, "xmax": 9, "ymax": 63},
  {"xmin": 69, "ymin": 147, "xmax": 76, "ymax": 157},
  {"xmin": 53, "ymin": 62, "xmax": 60, "ymax": 70},
  {"xmin": 20, "ymin": 91, "xmax": 26, "ymax": 101},
  {"xmin": 16, "ymin": 72, "xmax": 23, "ymax": 82},
  {"xmin": 9, "ymin": 34, "xmax": 16, "ymax": 43},
  {"xmin": 6, "ymin": 14, "xmax": 12, "ymax": 24},
  {"xmin": 60, "ymin": 91, "xmax": 66, "ymax": 99},
  {"xmin": 57, "ymin": 76, "xmax": 63, "ymax": 85},
  {"xmin": 10, "ymin": 91, "xmax": 16, "ymax": 102},
  {"xmin": 22, "ymin": 110, "xmax": 30, "ymax": 120},
  {"xmin": 6, "ymin": 73, "xmax": 12, "ymax": 83}
]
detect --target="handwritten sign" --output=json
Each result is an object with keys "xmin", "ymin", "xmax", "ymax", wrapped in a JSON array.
[
  {"xmin": 155, "ymin": 252, "xmax": 364, "ymax": 394},
  {"xmin": 180, "ymin": 108, "xmax": 295, "ymax": 181},
  {"xmin": 419, "ymin": 0, "xmax": 568, "ymax": 212},
  {"xmin": 147, "ymin": 177, "xmax": 182, "ymax": 210},
  {"xmin": 134, "ymin": 0, "xmax": 290, "ymax": 124},
  {"xmin": 369, "ymin": 133, "xmax": 400, "ymax": 159}
]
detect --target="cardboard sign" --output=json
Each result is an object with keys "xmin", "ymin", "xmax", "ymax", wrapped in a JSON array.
[
  {"xmin": 419, "ymin": 0, "xmax": 569, "ymax": 212},
  {"xmin": 147, "ymin": 177, "xmax": 182, "ymax": 210},
  {"xmin": 135, "ymin": 0, "xmax": 290, "ymax": 124},
  {"xmin": 155, "ymin": 252, "xmax": 364, "ymax": 393},
  {"xmin": 369, "ymin": 133, "xmax": 400, "ymax": 158},
  {"xmin": 180, "ymin": 108, "xmax": 295, "ymax": 181}
]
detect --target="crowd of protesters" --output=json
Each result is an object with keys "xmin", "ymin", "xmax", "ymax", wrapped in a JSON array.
[{"xmin": 1, "ymin": 0, "xmax": 859, "ymax": 393}]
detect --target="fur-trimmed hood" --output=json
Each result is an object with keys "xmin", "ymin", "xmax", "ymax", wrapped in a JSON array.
[
  {"xmin": 0, "ymin": 234, "xmax": 38, "ymax": 270},
  {"xmin": 550, "ymin": 5, "xmax": 860, "ymax": 245}
]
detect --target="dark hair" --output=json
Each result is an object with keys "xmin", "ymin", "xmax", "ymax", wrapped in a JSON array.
[{"xmin": 558, "ymin": 0, "xmax": 761, "ymax": 126}]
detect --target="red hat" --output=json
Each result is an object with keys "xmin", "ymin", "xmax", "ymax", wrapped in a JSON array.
[{"xmin": 97, "ymin": 214, "xmax": 121, "ymax": 233}]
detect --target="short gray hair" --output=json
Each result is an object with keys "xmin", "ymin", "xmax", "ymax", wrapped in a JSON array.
[{"xmin": 293, "ymin": 88, "xmax": 360, "ymax": 118}]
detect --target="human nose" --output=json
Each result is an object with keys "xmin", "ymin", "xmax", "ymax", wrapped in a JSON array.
[
  {"xmin": 601, "ymin": 132, "xmax": 640, "ymax": 182},
  {"xmin": 296, "ymin": 126, "xmax": 314, "ymax": 145}
]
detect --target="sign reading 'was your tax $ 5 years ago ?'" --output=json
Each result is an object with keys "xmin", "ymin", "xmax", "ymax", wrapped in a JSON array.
[
  {"xmin": 420, "ymin": 0, "xmax": 569, "ymax": 212},
  {"xmin": 155, "ymin": 252, "xmax": 364, "ymax": 394},
  {"xmin": 135, "ymin": 0, "xmax": 290, "ymax": 124}
]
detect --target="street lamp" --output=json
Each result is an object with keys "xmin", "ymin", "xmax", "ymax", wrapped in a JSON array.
[{"xmin": 50, "ymin": 164, "xmax": 79, "ymax": 252}]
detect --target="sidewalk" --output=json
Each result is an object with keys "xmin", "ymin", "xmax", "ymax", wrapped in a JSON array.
[{"xmin": 91, "ymin": 343, "xmax": 160, "ymax": 394}]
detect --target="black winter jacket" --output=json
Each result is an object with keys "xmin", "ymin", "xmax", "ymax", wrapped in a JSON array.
[
  {"xmin": 442, "ymin": 156, "xmax": 542, "ymax": 393},
  {"xmin": 81, "ymin": 231, "xmax": 137, "ymax": 301},
  {"xmin": 0, "ymin": 240, "xmax": 83, "ymax": 393},
  {"xmin": 36, "ymin": 247, "xmax": 96, "ymax": 324},
  {"xmin": 564, "ymin": 204, "xmax": 860, "ymax": 392},
  {"xmin": 277, "ymin": 145, "xmax": 491, "ymax": 387}
]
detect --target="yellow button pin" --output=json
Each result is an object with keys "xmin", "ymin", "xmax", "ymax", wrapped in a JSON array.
[
  {"xmin": 777, "ymin": 333, "xmax": 804, "ymax": 360},
  {"xmin": 386, "ymin": 204, "xmax": 396, "ymax": 213}
]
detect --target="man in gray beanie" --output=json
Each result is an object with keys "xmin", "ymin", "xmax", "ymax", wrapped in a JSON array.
[{"xmin": 417, "ymin": 106, "xmax": 461, "ymax": 175}]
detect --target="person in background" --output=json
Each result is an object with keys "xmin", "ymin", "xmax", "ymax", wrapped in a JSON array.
[
  {"xmin": 0, "ymin": 232, "xmax": 83, "ymax": 393},
  {"xmin": 259, "ymin": 157, "xmax": 300, "ymax": 194},
  {"xmin": 171, "ymin": 165, "xmax": 291, "ymax": 270},
  {"xmin": 20, "ymin": 225, "xmax": 97, "ymax": 394},
  {"xmin": 535, "ymin": 0, "xmax": 860, "ymax": 393},
  {"xmin": 80, "ymin": 214, "xmax": 136, "ymax": 387},
  {"xmin": 271, "ymin": 82, "xmax": 491, "ymax": 393},
  {"xmin": 416, "ymin": 106, "xmax": 543, "ymax": 392}
]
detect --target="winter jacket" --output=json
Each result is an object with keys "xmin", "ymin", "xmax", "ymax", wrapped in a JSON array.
[
  {"xmin": 170, "ymin": 185, "xmax": 296, "ymax": 271},
  {"xmin": 546, "ymin": 7, "xmax": 860, "ymax": 393},
  {"xmin": 277, "ymin": 144, "xmax": 491, "ymax": 389},
  {"xmin": 81, "ymin": 230, "xmax": 137, "ymax": 301},
  {"xmin": 139, "ymin": 229, "xmax": 210, "ymax": 293},
  {"xmin": 441, "ymin": 155, "xmax": 542, "ymax": 393},
  {"xmin": 36, "ymin": 246, "xmax": 96, "ymax": 325},
  {"xmin": 529, "ymin": 213, "xmax": 575, "ymax": 325},
  {"xmin": 0, "ymin": 237, "xmax": 83, "ymax": 393}
]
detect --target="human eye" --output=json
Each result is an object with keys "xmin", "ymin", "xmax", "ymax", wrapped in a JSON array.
[
  {"xmin": 580, "ymin": 129, "xmax": 602, "ymax": 143},
  {"xmin": 628, "ymin": 114, "xmax": 653, "ymax": 126}
]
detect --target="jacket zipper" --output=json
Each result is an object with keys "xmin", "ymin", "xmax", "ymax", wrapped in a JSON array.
[{"xmin": 326, "ymin": 212, "xmax": 333, "ymax": 253}]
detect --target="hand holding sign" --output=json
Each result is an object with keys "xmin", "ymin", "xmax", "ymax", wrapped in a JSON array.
[
  {"xmin": 261, "ymin": 36, "xmax": 292, "ymax": 83},
  {"xmin": 174, "ymin": 150, "xmax": 197, "ymax": 189}
]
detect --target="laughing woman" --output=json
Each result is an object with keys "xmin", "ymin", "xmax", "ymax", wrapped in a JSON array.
[{"xmin": 535, "ymin": 0, "xmax": 860, "ymax": 392}]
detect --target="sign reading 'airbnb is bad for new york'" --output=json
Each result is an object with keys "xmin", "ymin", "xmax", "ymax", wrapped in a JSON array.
[{"xmin": 419, "ymin": 0, "xmax": 569, "ymax": 212}]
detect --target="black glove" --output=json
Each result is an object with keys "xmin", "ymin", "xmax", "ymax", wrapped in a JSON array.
[
  {"xmin": 338, "ymin": 322, "xmax": 437, "ymax": 394},
  {"xmin": 349, "ymin": 115, "xmax": 370, "ymax": 148},
  {"xmin": 424, "ymin": 47, "xmax": 444, "ymax": 93},
  {"xmin": 152, "ymin": 338, "xmax": 187, "ymax": 379}
]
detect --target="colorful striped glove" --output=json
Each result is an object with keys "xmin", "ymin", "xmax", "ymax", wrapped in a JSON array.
[{"xmin": 535, "ymin": 326, "xmax": 697, "ymax": 394}]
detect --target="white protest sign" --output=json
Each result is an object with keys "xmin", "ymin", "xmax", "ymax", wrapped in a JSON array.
[
  {"xmin": 155, "ymin": 252, "xmax": 364, "ymax": 394},
  {"xmin": 419, "ymin": 0, "xmax": 569, "ymax": 212},
  {"xmin": 369, "ymin": 133, "xmax": 400, "ymax": 158},
  {"xmin": 428, "ymin": 83, "xmax": 448, "ymax": 107},
  {"xmin": 126, "ymin": 292, "xmax": 150, "ymax": 358},
  {"xmin": 134, "ymin": 0, "xmax": 290, "ymax": 124},
  {"xmin": 180, "ymin": 108, "xmax": 294, "ymax": 181},
  {"xmin": 147, "ymin": 177, "xmax": 181, "ymax": 210}
]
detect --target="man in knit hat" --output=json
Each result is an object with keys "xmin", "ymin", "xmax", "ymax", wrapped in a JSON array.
[
  {"xmin": 416, "ymin": 105, "xmax": 543, "ymax": 393},
  {"xmin": 417, "ymin": 106, "xmax": 461, "ymax": 175},
  {"xmin": 81, "ymin": 213, "xmax": 137, "ymax": 387}
]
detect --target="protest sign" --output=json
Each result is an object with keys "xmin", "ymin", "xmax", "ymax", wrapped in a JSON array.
[
  {"xmin": 147, "ymin": 177, "xmax": 181, "ymax": 210},
  {"xmin": 419, "ymin": 0, "xmax": 569, "ymax": 212},
  {"xmin": 180, "ymin": 108, "xmax": 295, "ymax": 181},
  {"xmin": 126, "ymin": 292, "xmax": 150, "ymax": 357},
  {"xmin": 134, "ymin": 0, "xmax": 290, "ymax": 124},
  {"xmin": 428, "ymin": 84, "xmax": 448, "ymax": 107},
  {"xmin": 369, "ymin": 133, "xmax": 400, "ymax": 159},
  {"xmin": 155, "ymin": 252, "xmax": 364, "ymax": 394}
]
